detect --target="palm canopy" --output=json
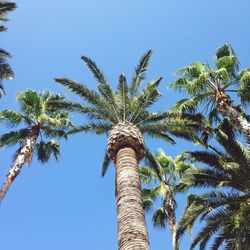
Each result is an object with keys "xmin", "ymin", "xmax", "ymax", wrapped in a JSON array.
[
  {"xmin": 54, "ymin": 50, "xmax": 202, "ymax": 174},
  {"xmin": 170, "ymin": 44, "xmax": 250, "ymax": 122},
  {"xmin": 0, "ymin": 89, "xmax": 72, "ymax": 163},
  {"xmin": 141, "ymin": 149, "xmax": 194, "ymax": 216},
  {"xmin": 0, "ymin": 0, "xmax": 16, "ymax": 32},
  {"xmin": 176, "ymin": 119, "xmax": 250, "ymax": 249},
  {"xmin": 140, "ymin": 150, "xmax": 194, "ymax": 250}
]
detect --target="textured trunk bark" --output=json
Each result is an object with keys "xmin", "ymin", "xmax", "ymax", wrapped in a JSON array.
[
  {"xmin": 116, "ymin": 147, "xmax": 150, "ymax": 250},
  {"xmin": 221, "ymin": 104, "xmax": 250, "ymax": 139},
  {"xmin": 171, "ymin": 223, "xmax": 177, "ymax": 250},
  {"xmin": 216, "ymin": 91, "xmax": 250, "ymax": 140},
  {"xmin": 166, "ymin": 192, "xmax": 178, "ymax": 250},
  {"xmin": 0, "ymin": 126, "xmax": 39, "ymax": 204}
]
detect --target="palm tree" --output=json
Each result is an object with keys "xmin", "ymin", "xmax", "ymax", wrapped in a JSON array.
[
  {"xmin": 140, "ymin": 149, "xmax": 194, "ymax": 250},
  {"xmin": 0, "ymin": 89, "xmax": 72, "ymax": 203},
  {"xmin": 176, "ymin": 119, "xmax": 250, "ymax": 249},
  {"xmin": 0, "ymin": 0, "xmax": 16, "ymax": 96},
  {"xmin": 53, "ymin": 50, "xmax": 201, "ymax": 250},
  {"xmin": 170, "ymin": 44, "xmax": 250, "ymax": 140}
]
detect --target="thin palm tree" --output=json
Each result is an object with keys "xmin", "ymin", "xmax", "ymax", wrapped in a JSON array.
[
  {"xmin": 140, "ymin": 149, "xmax": 194, "ymax": 250},
  {"xmin": 0, "ymin": 0, "xmax": 16, "ymax": 96},
  {"xmin": 176, "ymin": 119, "xmax": 250, "ymax": 249},
  {"xmin": 53, "ymin": 50, "xmax": 201, "ymax": 250},
  {"xmin": 0, "ymin": 89, "xmax": 72, "ymax": 203},
  {"xmin": 170, "ymin": 44, "xmax": 250, "ymax": 140}
]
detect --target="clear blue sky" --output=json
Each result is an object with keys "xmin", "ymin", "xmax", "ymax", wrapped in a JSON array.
[{"xmin": 0, "ymin": 1, "xmax": 249, "ymax": 249}]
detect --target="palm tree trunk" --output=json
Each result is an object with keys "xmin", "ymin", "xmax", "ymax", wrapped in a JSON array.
[
  {"xmin": 166, "ymin": 192, "xmax": 178, "ymax": 250},
  {"xmin": 170, "ymin": 223, "xmax": 177, "ymax": 250},
  {"xmin": 116, "ymin": 147, "xmax": 150, "ymax": 250},
  {"xmin": 221, "ymin": 104, "xmax": 250, "ymax": 138},
  {"xmin": 0, "ymin": 126, "xmax": 39, "ymax": 204},
  {"xmin": 217, "ymin": 91, "xmax": 250, "ymax": 139}
]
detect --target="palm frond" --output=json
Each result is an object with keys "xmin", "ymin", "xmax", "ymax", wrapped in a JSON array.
[
  {"xmin": 54, "ymin": 78, "xmax": 103, "ymax": 107},
  {"xmin": 0, "ymin": 48, "xmax": 14, "ymax": 79},
  {"xmin": 130, "ymin": 77, "xmax": 162, "ymax": 123},
  {"xmin": 0, "ymin": 1, "xmax": 16, "ymax": 27},
  {"xmin": 238, "ymin": 68, "xmax": 250, "ymax": 105},
  {"xmin": 116, "ymin": 73, "xmax": 129, "ymax": 122},
  {"xmin": 152, "ymin": 207, "xmax": 168, "ymax": 228},
  {"xmin": 141, "ymin": 188, "xmax": 156, "ymax": 211},
  {"xmin": 211, "ymin": 235, "xmax": 224, "ymax": 250},
  {"xmin": 130, "ymin": 50, "xmax": 152, "ymax": 97},
  {"xmin": 139, "ymin": 166, "xmax": 158, "ymax": 184},
  {"xmin": 188, "ymin": 151, "xmax": 221, "ymax": 169},
  {"xmin": 0, "ymin": 110, "xmax": 23, "ymax": 127},
  {"xmin": 81, "ymin": 55, "xmax": 109, "ymax": 86},
  {"xmin": 35, "ymin": 140, "xmax": 60, "ymax": 163},
  {"xmin": 41, "ymin": 126, "xmax": 68, "ymax": 139},
  {"xmin": 215, "ymin": 43, "xmax": 239, "ymax": 78},
  {"xmin": 144, "ymin": 149, "xmax": 164, "ymax": 181},
  {"xmin": 101, "ymin": 152, "xmax": 111, "ymax": 177},
  {"xmin": 17, "ymin": 89, "xmax": 42, "ymax": 117},
  {"xmin": 67, "ymin": 122, "xmax": 111, "ymax": 136},
  {"xmin": 0, "ymin": 128, "xmax": 30, "ymax": 147}
]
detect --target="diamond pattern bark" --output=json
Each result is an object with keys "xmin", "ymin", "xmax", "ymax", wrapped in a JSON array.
[
  {"xmin": 107, "ymin": 122, "xmax": 145, "ymax": 162},
  {"xmin": 116, "ymin": 147, "xmax": 150, "ymax": 250}
]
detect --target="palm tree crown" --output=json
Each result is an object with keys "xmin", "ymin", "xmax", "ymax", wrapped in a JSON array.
[
  {"xmin": 0, "ymin": 89, "xmax": 72, "ymax": 158},
  {"xmin": 0, "ymin": 89, "xmax": 72, "ymax": 203},
  {"xmin": 170, "ymin": 44, "xmax": 250, "ymax": 139},
  {"xmin": 54, "ymin": 50, "xmax": 200, "ymax": 173},
  {"xmin": 140, "ymin": 149, "xmax": 194, "ymax": 250}
]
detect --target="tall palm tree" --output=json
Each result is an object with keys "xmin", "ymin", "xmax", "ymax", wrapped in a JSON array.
[
  {"xmin": 170, "ymin": 44, "xmax": 250, "ymax": 140},
  {"xmin": 176, "ymin": 119, "xmax": 250, "ymax": 249},
  {"xmin": 0, "ymin": 89, "xmax": 72, "ymax": 203},
  {"xmin": 140, "ymin": 149, "xmax": 194, "ymax": 250},
  {"xmin": 53, "ymin": 50, "xmax": 201, "ymax": 250},
  {"xmin": 0, "ymin": 0, "xmax": 16, "ymax": 96}
]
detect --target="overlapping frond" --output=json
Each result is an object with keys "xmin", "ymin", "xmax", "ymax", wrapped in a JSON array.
[
  {"xmin": 0, "ymin": 1, "xmax": 16, "ymax": 29},
  {"xmin": 0, "ymin": 48, "xmax": 14, "ymax": 95},
  {"xmin": 141, "ymin": 188, "xmax": 156, "ymax": 211},
  {"xmin": 238, "ymin": 68, "xmax": 250, "ymax": 105},
  {"xmin": 152, "ymin": 207, "xmax": 168, "ymax": 228},
  {"xmin": 35, "ymin": 140, "xmax": 60, "ymax": 163},
  {"xmin": 0, "ymin": 49, "xmax": 13, "ymax": 78},
  {"xmin": 17, "ymin": 89, "xmax": 42, "ymax": 117},
  {"xmin": 0, "ymin": 128, "xmax": 29, "ymax": 147},
  {"xmin": 55, "ymin": 78, "xmax": 103, "ymax": 107},
  {"xmin": 215, "ymin": 43, "xmax": 239, "ymax": 78},
  {"xmin": 177, "ymin": 118, "xmax": 250, "ymax": 249}
]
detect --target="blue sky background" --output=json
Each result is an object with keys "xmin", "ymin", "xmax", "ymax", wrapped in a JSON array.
[{"xmin": 0, "ymin": 1, "xmax": 250, "ymax": 249}]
